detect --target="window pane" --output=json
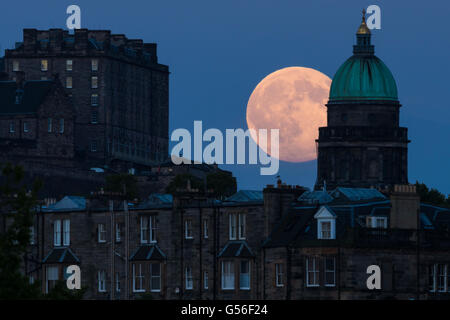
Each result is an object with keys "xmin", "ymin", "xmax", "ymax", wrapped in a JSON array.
[
  {"xmin": 151, "ymin": 277, "xmax": 160, "ymax": 291},
  {"xmin": 438, "ymin": 264, "xmax": 446, "ymax": 291},
  {"xmin": 63, "ymin": 219, "xmax": 70, "ymax": 246},
  {"xmin": 150, "ymin": 216, "xmax": 157, "ymax": 242},
  {"xmin": 321, "ymin": 221, "xmax": 331, "ymax": 239},
  {"xmin": 91, "ymin": 140, "xmax": 97, "ymax": 152},
  {"xmin": 185, "ymin": 266, "xmax": 193, "ymax": 289},
  {"xmin": 229, "ymin": 214, "xmax": 237, "ymax": 239},
  {"xmin": 47, "ymin": 266, "xmax": 58, "ymax": 280},
  {"xmin": 203, "ymin": 219, "xmax": 208, "ymax": 238},
  {"xmin": 54, "ymin": 220, "xmax": 61, "ymax": 246},
  {"xmin": 91, "ymin": 110, "xmax": 98, "ymax": 124},
  {"xmin": 185, "ymin": 219, "xmax": 192, "ymax": 238},
  {"xmin": 91, "ymin": 94, "xmax": 98, "ymax": 106},
  {"xmin": 151, "ymin": 263, "xmax": 160, "ymax": 276},
  {"xmin": 41, "ymin": 60, "xmax": 48, "ymax": 71},
  {"xmin": 276, "ymin": 263, "xmax": 284, "ymax": 286},
  {"xmin": 204, "ymin": 271, "xmax": 209, "ymax": 289},
  {"xmin": 240, "ymin": 261, "xmax": 250, "ymax": 289},
  {"xmin": 91, "ymin": 76, "xmax": 98, "ymax": 88},
  {"xmin": 239, "ymin": 214, "xmax": 246, "ymax": 239},
  {"xmin": 151, "ymin": 264, "xmax": 161, "ymax": 291},
  {"xmin": 429, "ymin": 265, "xmax": 436, "ymax": 292},
  {"xmin": 222, "ymin": 261, "xmax": 235, "ymax": 289}
]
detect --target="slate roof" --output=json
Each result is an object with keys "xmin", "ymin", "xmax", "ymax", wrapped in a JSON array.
[
  {"xmin": 130, "ymin": 244, "xmax": 166, "ymax": 261},
  {"xmin": 218, "ymin": 241, "xmax": 255, "ymax": 258},
  {"xmin": 136, "ymin": 193, "xmax": 173, "ymax": 209},
  {"xmin": 42, "ymin": 247, "xmax": 80, "ymax": 264},
  {"xmin": 298, "ymin": 190, "xmax": 333, "ymax": 204},
  {"xmin": 329, "ymin": 187, "xmax": 386, "ymax": 202},
  {"xmin": 264, "ymin": 199, "xmax": 450, "ymax": 248},
  {"xmin": 148, "ymin": 193, "xmax": 173, "ymax": 204},
  {"xmin": 226, "ymin": 190, "xmax": 263, "ymax": 203},
  {"xmin": 263, "ymin": 207, "xmax": 317, "ymax": 247},
  {"xmin": 44, "ymin": 196, "xmax": 86, "ymax": 212},
  {"xmin": 0, "ymin": 80, "xmax": 54, "ymax": 114}
]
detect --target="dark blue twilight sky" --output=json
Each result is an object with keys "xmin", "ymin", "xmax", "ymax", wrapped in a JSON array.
[{"xmin": 1, "ymin": 1, "xmax": 449, "ymax": 193}]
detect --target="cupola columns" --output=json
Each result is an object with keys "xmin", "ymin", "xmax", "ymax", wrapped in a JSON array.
[{"xmin": 354, "ymin": 9, "xmax": 374, "ymax": 56}]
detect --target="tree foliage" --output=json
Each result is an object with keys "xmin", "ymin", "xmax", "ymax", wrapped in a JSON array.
[
  {"xmin": 0, "ymin": 163, "xmax": 86, "ymax": 299},
  {"xmin": 206, "ymin": 171, "xmax": 237, "ymax": 199},
  {"xmin": 44, "ymin": 280, "xmax": 87, "ymax": 300},
  {"xmin": 0, "ymin": 163, "xmax": 42, "ymax": 299},
  {"xmin": 105, "ymin": 173, "xmax": 139, "ymax": 200},
  {"xmin": 165, "ymin": 173, "xmax": 205, "ymax": 194}
]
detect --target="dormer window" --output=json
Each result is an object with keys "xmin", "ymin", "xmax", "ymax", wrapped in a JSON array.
[{"xmin": 314, "ymin": 206, "xmax": 336, "ymax": 240}]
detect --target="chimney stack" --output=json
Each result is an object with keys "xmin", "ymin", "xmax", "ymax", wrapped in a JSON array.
[
  {"xmin": 23, "ymin": 29, "xmax": 37, "ymax": 53},
  {"xmin": 390, "ymin": 184, "xmax": 420, "ymax": 229},
  {"xmin": 74, "ymin": 29, "xmax": 88, "ymax": 50},
  {"xmin": 263, "ymin": 183, "xmax": 308, "ymax": 237},
  {"xmin": 49, "ymin": 29, "xmax": 63, "ymax": 53}
]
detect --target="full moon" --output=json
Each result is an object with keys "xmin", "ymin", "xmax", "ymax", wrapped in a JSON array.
[{"xmin": 246, "ymin": 67, "xmax": 331, "ymax": 163}]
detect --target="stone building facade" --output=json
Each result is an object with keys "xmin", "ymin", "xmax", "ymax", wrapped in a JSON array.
[
  {"xmin": 2, "ymin": 28, "xmax": 169, "ymax": 172},
  {"xmin": 22, "ymin": 183, "xmax": 450, "ymax": 300},
  {"xmin": 0, "ymin": 73, "xmax": 75, "ymax": 165},
  {"xmin": 262, "ymin": 185, "xmax": 450, "ymax": 300},
  {"xmin": 4, "ymin": 15, "xmax": 450, "ymax": 301}
]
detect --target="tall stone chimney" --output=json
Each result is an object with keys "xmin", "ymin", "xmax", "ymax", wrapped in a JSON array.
[
  {"xmin": 263, "ymin": 182, "xmax": 307, "ymax": 237},
  {"xmin": 49, "ymin": 29, "xmax": 63, "ymax": 53},
  {"xmin": 74, "ymin": 29, "xmax": 88, "ymax": 50},
  {"xmin": 390, "ymin": 184, "xmax": 420, "ymax": 229},
  {"xmin": 23, "ymin": 29, "xmax": 37, "ymax": 53}
]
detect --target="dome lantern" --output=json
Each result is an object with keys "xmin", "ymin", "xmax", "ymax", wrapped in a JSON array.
[{"xmin": 353, "ymin": 9, "xmax": 374, "ymax": 56}]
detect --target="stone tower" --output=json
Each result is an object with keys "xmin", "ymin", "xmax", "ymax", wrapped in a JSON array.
[{"xmin": 315, "ymin": 11, "xmax": 409, "ymax": 190}]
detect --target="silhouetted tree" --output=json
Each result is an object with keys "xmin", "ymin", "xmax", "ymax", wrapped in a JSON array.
[
  {"xmin": 206, "ymin": 171, "xmax": 237, "ymax": 199},
  {"xmin": 0, "ymin": 163, "xmax": 42, "ymax": 299},
  {"xmin": 415, "ymin": 181, "xmax": 448, "ymax": 207},
  {"xmin": 105, "ymin": 173, "xmax": 139, "ymax": 200},
  {"xmin": 44, "ymin": 280, "xmax": 87, "ymax": 300},
  {"xmin": 165, "ymin": 173, "xmax": 205, "ymax": 194}
]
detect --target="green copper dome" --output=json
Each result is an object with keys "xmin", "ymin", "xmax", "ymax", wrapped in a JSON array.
[{"xmin": 329, "ymin": 13, "xmax": 398, "ymax": 101}]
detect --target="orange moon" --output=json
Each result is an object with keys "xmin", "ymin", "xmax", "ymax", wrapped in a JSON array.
[{"xmin": 246, "ymin": 67, "xmax": 331, "ymax": 163}]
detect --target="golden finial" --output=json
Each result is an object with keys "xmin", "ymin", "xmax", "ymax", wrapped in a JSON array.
[{"xmin": 357, "ymin": 8, "xmax": 371, "ymax": 34}]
